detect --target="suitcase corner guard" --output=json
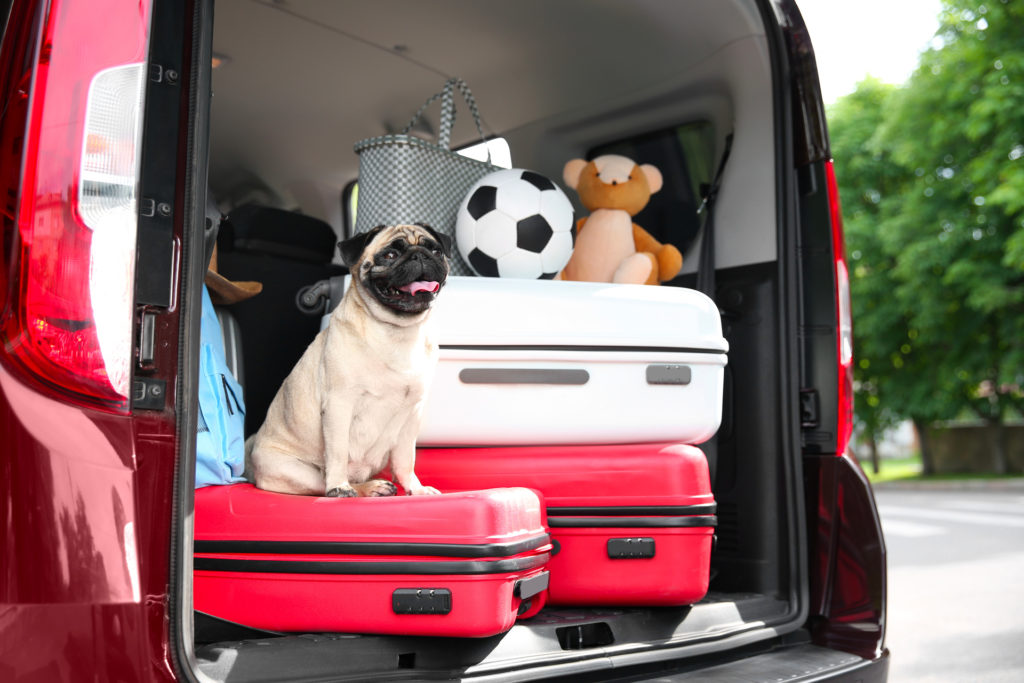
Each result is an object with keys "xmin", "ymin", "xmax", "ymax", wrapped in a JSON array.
[{"xmin": 514, "ymin": 570, "xmax": 550, "ymax": 600}]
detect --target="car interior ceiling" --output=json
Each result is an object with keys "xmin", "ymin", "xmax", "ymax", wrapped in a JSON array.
[
  {"xmin": 208, "ymin": 1, "xmax": 770, "ymax": 247},
  {"xmin": 196, "ymin": 0, "xmax": 799, "ymax": 666}
]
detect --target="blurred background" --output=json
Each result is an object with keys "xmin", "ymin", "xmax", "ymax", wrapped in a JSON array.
[{"xmin": 803, "ymin": 0, "xmax": 1024, "ymax": 482}]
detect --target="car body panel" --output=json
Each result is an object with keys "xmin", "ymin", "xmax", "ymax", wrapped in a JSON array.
[{"xmin": 0, "ymin": 0, "xmax": 887, "ymax": 680}]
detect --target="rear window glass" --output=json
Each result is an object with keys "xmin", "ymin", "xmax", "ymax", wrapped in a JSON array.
[{"xmin": 589, "ymin": 121, "xmax": 716, "ymax": 262}]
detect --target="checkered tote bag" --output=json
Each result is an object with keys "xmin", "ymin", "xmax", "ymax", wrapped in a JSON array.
[{"xmin": 353, "ymin": 78, "xmax": 498, "ymax": 276}]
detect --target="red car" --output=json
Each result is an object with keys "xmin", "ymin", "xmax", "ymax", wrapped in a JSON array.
[{"xmin": 0, "ymin": 0, "xmax": 887, "ymax": 680}]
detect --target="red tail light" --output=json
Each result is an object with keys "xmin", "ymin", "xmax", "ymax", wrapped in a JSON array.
[
  {"xmin": 0, "ymin": 0, "xmax": 152, "ymax": 413},
  {"xmin": 825, "ymin": 160, "xmax": 854, "ymax": 455}
]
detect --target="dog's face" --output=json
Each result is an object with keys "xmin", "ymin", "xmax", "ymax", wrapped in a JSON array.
[{"xmin": 339, "ymin": 223, "xmax": 452, "ymax": 316}]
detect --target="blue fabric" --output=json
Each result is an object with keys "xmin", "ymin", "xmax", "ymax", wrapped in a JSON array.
[{"xmin": 195, "ymin": 285, "xmax": 247, "ymax": 488}]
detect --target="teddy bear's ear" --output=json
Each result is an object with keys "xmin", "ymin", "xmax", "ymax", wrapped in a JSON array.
[
  {"xmin": 640, "ymin": 164, "xmax": 663, "ymax": 194},
  {"xmin": 563, "ymin": 159, "xmax": 589, "ymax": 190}
]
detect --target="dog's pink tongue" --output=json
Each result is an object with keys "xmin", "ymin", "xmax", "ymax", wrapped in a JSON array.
[{"xmin": 398, "ymin": 280, "xmax": 440, "ymax": 295}]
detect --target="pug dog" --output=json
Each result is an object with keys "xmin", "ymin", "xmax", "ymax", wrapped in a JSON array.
[{"xmin": 246, "ymin": 223, "xmax": 450, "ymax": 497}]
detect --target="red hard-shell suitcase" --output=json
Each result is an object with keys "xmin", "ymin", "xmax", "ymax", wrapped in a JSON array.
[
  {"xmin": 415, "ymin": 443, "xmax": 715, "ymax": 606},
  {"xmin": 193, "ymin": 484, "xmax": 551, "ymax": 637}
]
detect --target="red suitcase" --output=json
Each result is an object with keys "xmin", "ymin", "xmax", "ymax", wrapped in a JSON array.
[
  {"xmin": 193, "ymin": 484, "xmax": 551, "ymax": 637},
  {"xmin": 415, "ymin": 443, "xmax": 715, "ymax": 606}
]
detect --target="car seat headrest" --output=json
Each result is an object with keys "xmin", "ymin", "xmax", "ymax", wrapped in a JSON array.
[{"xmin": 219, "ymin": 204, "xmax": 338, "ymax": 265}]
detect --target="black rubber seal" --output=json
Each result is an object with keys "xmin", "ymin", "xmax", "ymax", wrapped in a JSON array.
[
  {"xmin": 440, "ymin": 344, "xmax": 725, "ymax": 355},
  {"xmin": 193, "ymin": 552, "xmax": 550, "ymax": 576},
  {"xmin": 547, "ymin": 504, "xmax": 717, "ymax": 517},
  {"xmin": 548, "ymin": 516, "xmax": 718, "ymax": 529},
  {"xmin": 194, "ymin": 533, "xmax": 550, "ymax": 559}
]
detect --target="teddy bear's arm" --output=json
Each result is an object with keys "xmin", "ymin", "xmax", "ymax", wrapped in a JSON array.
[
  {"xmin": 631, "ymin": 223, "xmax": 661, "ymax": 253},
  {"xmin": 632, "ymin": 223, "xmax": 682, "ymax": 282}
]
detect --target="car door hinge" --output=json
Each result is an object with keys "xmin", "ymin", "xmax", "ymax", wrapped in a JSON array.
[
  {"xmin": 149, "ymin": 63, "xmax": 179, "ymax": 85},
  {"xmin": 800, "ymin": 388, "xmax": 820, "ymax": 428},
  {"xmin": 138, "ymin": 310, "xmax": 157, "ymax": 367},
  {"xmin": 139, "ymin": 197, "xmax": 172, "ymax": 219},
  {"xmin": 133, "ymin": 378, "xmax": 167, "ymax": 411}
]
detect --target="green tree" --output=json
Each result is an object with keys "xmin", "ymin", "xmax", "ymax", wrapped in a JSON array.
[
  {"xmin": 830, "ymin": 0, "xmax": 1024, "ymax": 473},
  {"xmin": 829, "ymin": 78, "xmax": 908, "ymax": 472}
]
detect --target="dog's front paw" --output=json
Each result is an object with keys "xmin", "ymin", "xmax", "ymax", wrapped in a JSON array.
[
  {"xmin": 406, "ymin": 485, "xmax": 441, "ymax": 496},
  {"xmin": 353, "ymin": 479, "xmax": 398, "ymax": 497},
  {"xmin": 325, "ymin": 486, "xmax": 358, "ymax": 498}
]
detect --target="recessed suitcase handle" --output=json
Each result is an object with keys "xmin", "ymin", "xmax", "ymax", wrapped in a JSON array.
[
  {"xmin": 514, "ymin": 571, "xmax": 550, "ymax": 601},
  {"xmin": 459, "ymin": 369, "xmax": 589, "ymax": 385},
  {"xmin": 646, "ymin": 364, "xmax": 691, "ymax": 385}
]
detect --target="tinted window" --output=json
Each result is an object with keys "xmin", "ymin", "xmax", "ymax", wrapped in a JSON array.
[{"xmin": 589, "ymin": 121, "xmax": 715, "ymax": 263}]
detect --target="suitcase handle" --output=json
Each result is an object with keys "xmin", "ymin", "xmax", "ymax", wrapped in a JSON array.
[
  {"xmin": 514, "ymin": 570, "xmax": 550, "ymax": 601},
  {"xmin": 459, "ymin": 369, "xmax": 589, "ymax": 385}
]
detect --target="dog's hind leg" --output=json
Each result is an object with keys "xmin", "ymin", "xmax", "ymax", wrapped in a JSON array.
[
  {"xmin": 252, "ymin": 451, "xmax": 325, "ymax": 495},
  {"xmin": 351, "ymin": 479, "xmax": 398, "ymax": 497}
]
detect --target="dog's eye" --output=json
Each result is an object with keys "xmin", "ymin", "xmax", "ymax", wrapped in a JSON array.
[
  {"xmin": 431, "ymin": 247, "xmax": 442, "ymax": 256},
  {"xmin": 383, "ymin": 251, "xmax": 397, "ymax": 260}
]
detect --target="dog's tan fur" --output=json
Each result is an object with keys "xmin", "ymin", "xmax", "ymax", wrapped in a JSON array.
[{"xmin": 246, "ymin": 224, "xmax": 444, "ymax": 497}]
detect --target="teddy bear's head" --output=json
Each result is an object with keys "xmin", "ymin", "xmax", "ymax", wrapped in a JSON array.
[{"xmin": 562, "ymin": 154, "xmax": 663, "ymax": 217}]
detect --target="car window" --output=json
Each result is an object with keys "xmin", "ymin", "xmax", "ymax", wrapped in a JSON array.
[{"xmin": 589, "ymin": 121, "xmax": 716, "ymax": 265}]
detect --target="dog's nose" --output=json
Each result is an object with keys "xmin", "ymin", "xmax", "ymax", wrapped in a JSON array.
[{"xmin": 410, "ymin": 248, "xmax": 433, "ymax": 263}]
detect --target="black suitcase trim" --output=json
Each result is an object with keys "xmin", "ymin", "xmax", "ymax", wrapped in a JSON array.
[
  {"xmin": 194, "ymin": 532, "xmax": 551, "ymax": 559},
  {"xmin": 441, "ymin": 343, "xmax": 726, "ymax": 355},
  {"xmin": 548, "ymin": 504, "xmax": 717, "ymax": 517},
  {"xmin": 547, "ymin": 516, "xmax": 717, "ymax": 529},
  {"xmin": 193, "ymin": 551, "xmax": 550, "ymax": 576}
]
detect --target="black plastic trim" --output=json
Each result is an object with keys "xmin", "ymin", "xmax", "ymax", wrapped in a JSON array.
[
  {"xmin": 193, "ymin": 552, "xmax": 550, "ymax": 576},
  {"xmin": 549, "ymin": 504, "xmax": 717, "ymax": 517},
  {"xmin": 514, "ymin": 570, "xmax": 550, "ymax": 600},
  {"xmin": 135, "ymin": 0, "xmax": 189, "ymax": 307},
  {"xmin": 169, "ymin": 0, "xmax": 213, "ymax": 681},
  {"xmin": 548, "ymin": 516, "xmax": 717, "ymax": 529},
  {"xmin": 193, "ymin": 533, "xmax": 550, "ymax": 559},
  {"xmin": 194, "ymin": 611, "xmax": 283, "ymax": 645},
  {"xmin": 441, "ymin": 344, "xmax": 726, "ymax": 355},
  {"xmin": 759, "ymin": 0, "xmax": 814, "ymax": 634}
]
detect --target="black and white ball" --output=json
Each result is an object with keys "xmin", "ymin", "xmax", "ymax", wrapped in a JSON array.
[{"xmin": 455, "ymin": 169, "xmax": 576, "ymax": 279}]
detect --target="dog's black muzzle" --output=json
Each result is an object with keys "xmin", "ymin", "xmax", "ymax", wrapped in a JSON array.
[{"xmin": 369, "ymin": 246, "xmax": 448, "ymax": 314}]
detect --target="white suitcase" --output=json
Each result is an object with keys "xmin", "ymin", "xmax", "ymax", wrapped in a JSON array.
[{"xmin": 417, "ymin": 277, "xmax": 728, "ymax": 446}]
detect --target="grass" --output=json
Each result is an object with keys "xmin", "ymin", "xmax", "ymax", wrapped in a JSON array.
[
  {"xmin": 862, "ymin": 456, "xmax": 923, "ymax": 484},
  {"xmin": 861, "ymin": 453, "xmax": 1024, "ymax": 485}
]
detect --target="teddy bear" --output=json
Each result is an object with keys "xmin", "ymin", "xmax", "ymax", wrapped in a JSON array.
[{"xmin": 559, "ymin": 154, "xmax": 682, "ymax": 285}]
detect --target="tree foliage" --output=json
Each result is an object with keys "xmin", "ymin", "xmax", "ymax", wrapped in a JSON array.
[{"xmin": 828, "ymin": 0, "xmax": 1024, "ymax": 469}]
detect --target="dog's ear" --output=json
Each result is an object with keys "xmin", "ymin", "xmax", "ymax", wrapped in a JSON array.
[
  {"xmin": 415, "ymin": 222, "xmax": 453, "ymax": 257},
  {"xmin": 338, "ymin": 225, "xmax": 386, "ymax": 268}
]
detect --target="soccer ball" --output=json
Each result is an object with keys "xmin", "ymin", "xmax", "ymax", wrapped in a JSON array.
[{"xmin": 455, "ymin": 169, "xmax": 576, "ymax": 279}]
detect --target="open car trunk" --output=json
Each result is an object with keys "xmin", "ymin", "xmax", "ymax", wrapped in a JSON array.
[{"xmin": 182, "ymin": 0, "xmax": 813, "ymax": 679}]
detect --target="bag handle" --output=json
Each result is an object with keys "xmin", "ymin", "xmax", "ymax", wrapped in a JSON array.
[{"xmin": 402, "ymin": 78, "xmax": 492, "ymax": 163}]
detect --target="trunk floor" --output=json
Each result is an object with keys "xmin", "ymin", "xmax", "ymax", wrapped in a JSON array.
[{"xmin": 195, "ymin": 591, "xmax": 791, "ymax": 681}]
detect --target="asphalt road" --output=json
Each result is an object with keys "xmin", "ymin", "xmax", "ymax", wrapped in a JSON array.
[{"xmin": 874, "ymin": 485, "xmax": 1024, "ymax": 682}]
